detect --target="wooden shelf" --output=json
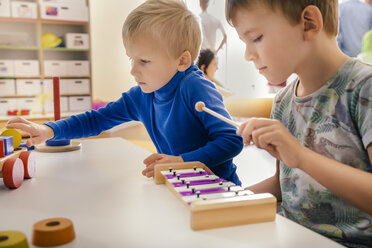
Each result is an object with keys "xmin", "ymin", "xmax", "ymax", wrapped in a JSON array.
[
  {"xmin": 0, "ymin": 47, "xmax": 89, "ymax": 51},
  {"xmin": 0, "ymin": 17, "xmax": 88, "ymax": 25},
  {"xmin": 43, "ymin": 48, "xmax": 90, "ymax": 52},
  {"xmin": 0, "ymin": 76, "xmax": 91, "ymax": 79},
  {"xmin": 0, "ymin": 76, "xmax": 40, "ymax": 79},
  {"xmin": 0, "ymin": 95, "xmax": 38, "ymax": 98},
  {"xmin": 41, "ymin": 19, "xmax": 89, "ymax": 25},
  {"xmin": 44, "ymin": 76, "xmax": 91, "ymax": 79},
  {"xmin": 0, "ymin": 17, "xmax": 38, "ymax": 22},
  {"xmin": 61, "ymin": 93, "xmax": 91, "ymax": 97},
  {"xmin": 0, "ymin": 46, "xmax": 39, "ymax": 50},
  {"xmin": 0, "ymin": 93, "xmax": 91, "ymax": 98}
]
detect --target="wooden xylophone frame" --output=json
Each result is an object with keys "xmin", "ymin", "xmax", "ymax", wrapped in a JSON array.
[{"xmin": 154, "ymin": 162, "xmax": 277, "ymax": 230}]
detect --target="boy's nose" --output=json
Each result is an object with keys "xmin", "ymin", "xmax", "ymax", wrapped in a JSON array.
[
  {"xmin": 244, "ymin": 46, "xmax": 257, "ymax": 61},
  {"xmin": 130, "ymin": 65, "xmax": 138, "ymax": 77}
]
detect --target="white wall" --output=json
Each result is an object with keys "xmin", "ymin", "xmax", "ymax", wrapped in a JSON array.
[{"xmin": 90, "ymin": 0, "xmax": 145, "ymax": 101}]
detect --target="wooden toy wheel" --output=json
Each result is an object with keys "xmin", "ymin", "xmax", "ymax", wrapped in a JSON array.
[
  {"xmin": 3, "ymin": 158, "xmax": 24, "ymax": 189},
  {"xmin": 19, "ymin": 151, "xmax": 36, "ymax": 179}
]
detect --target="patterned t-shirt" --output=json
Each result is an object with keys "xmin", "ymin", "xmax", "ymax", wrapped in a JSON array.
[{"xmin": 271, "ymin": 58, "xmax": 372, "ymax": 247}]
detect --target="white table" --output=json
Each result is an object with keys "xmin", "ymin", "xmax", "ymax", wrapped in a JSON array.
[{"xmin": 0, "ymin": 138, "xmax": 344, "ymax": 248}]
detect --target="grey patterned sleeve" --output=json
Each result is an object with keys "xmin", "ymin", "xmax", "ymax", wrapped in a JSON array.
[{"xmin": 356, "ymin": 78, "xmax": 372, "ymax": 149}]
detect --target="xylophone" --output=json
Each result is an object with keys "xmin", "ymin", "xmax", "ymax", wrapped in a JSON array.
[{"xmin": 154, "ymin": 162, "xmax": 277, "ymax": 230}]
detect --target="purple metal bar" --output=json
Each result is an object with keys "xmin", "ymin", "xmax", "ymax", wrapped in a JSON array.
[
  {"xmin": 172, "ymin": 178, "xmax": 226, "ymax": 188},
  {"xmin": 164, "ymin": 171, "xmax": 210, "ymax": 179},
  {"xmin": 179, "ymin": 187, "xmax": 228, "ymax": 196}
]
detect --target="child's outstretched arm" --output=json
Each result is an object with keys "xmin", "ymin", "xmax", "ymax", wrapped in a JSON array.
[
  {"xmin": 6, "ymin": 117, "xmax": 54, "ymax": 146},
  {"xmin": 237, "ymin": 118, "xmax": 372, "ymax": 215}
]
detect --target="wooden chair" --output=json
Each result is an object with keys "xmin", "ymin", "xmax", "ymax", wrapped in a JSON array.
[{"xmin": 224, "ymin": 98, "xmax": 274, "ymax": 119}]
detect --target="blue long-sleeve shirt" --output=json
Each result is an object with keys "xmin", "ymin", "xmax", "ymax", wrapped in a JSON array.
[
  {"xmin": 45, "ymin": 64, "xmax": 243, "ymax": 185},
  {"xmin": 337, "ymin": 0, "xmax": 372, "ymax": 57}
]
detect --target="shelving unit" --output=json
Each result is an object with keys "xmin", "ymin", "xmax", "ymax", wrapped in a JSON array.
[{"xmin": 0, "ymin": 0, "xmax": 92, "ymax": 123}]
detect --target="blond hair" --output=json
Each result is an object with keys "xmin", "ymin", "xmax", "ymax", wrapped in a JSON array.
[
  {"xmin": 123, "ymin": 0, "xmax": 201, "ymax": 61},
  {"xmin": 226, "ymin": 0, "xmax": 338, "ymax": 37}
]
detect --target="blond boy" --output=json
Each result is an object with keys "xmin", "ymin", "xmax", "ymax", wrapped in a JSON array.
[
  {"xmin": 7, "ymin": 0, "xmax": 243, "ymax": 185},
  {"xmin": 226, "ymin": 0, "xmax": 372, "ymax": 246}
]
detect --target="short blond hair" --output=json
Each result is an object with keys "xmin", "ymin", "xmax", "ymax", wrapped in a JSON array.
[
  {"xmin": 123, "ymin": 0, "xmax": 201, "ymax": 61},
  {"xmin": 226, "ymin": 0, "xmax": 338, "ymax": 37}
]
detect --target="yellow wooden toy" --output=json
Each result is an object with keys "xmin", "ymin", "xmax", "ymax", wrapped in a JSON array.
[{"xmin": 0, "ymin": 129, "xmax": 22, "ymax": 149}]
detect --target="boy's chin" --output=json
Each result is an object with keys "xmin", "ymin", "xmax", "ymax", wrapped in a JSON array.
[
  {"xmin": 139, "ymin": 85, "xmax": 155, "ymax": 94},
  {"xmin": 265, "ymin": 76, "xmax": 288, "ymax": 85}
]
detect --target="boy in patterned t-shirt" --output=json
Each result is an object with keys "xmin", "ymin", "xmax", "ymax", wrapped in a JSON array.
[{"xmin": 226, "ymin": 0, "xmax": 372, "ymax": 247}]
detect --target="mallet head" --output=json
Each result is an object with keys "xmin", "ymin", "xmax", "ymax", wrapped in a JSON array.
[{"xmin": 195, "ymin": 101, "xmax": 205, "ymax": 112}]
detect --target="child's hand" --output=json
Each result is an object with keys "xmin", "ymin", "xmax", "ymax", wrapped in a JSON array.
[
  {"xmin": 237, "ymin": 118, "xmax": 304, "ymax": 169},
  {"xmin": 6, "ymin": 117, "xmax": 54, "ymax": 146},
  {"xmin": 142, "ymin": 154, "xmax": 184, "ymax": 178}
]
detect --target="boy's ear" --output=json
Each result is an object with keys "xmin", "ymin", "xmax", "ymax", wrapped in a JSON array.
[
  {"xmin": 177, "ymin": 51, "xmax": 192, "ymax": 72},
  {"xmin": 200, "ymin": 64, "xmax": 205, "ymax": 72},
  {"xmin": 301, "ymin": 5, "xmax": 323, "ymax": 41}
]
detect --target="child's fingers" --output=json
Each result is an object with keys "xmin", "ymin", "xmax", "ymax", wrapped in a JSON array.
[
  {"xmin": 30, "ymin": 135, "xmax": 46, "ymax": 146},
  {"xmin": 26, "ymin": 139, "xmax": 35, "ymax": 147},
  {"xmin": 257, "ymin": 130, "xmax": 277, "ymax": 150},
  {"xmin": 245, "ymin": 119, "xmax": 280, "ymax": 143},
  {"xmin": 236, "ymin": 121, "xmax": 248, "ymax": 135},
  {"xmin": 155, "ymin": 157, "xmax": 172, "ymax": 163},
  {"xmin": 24, "ymin": 136, "xmax": 40, "ymax": 146},
  {"xmin": 142, "ymin": 163, "xmax": 155, "ymax": 177},
  {"xmin": 143, "ymin": 153, "xmax": 163, "ymax": 166},
  {"xmin": 5, "ymin": 122, "xmax": 35, "ymax": 134},
  {"xmin": 6, "ymin": 117, "xmax": 30, "ymax": 125},
  {"xmin": 240, "ymin": 124, "xmax": 254, "ymax": 145},
  {"xmin": 145, "ymin": 171, "xmax": 154, "ymax": 178},
  {"xmin": 251, "ymin": 125, "xmax": 276, "ymax": 148},
  {"xmin": 259, "ymin": 132, "xmax": 283, "ymax": 160}
]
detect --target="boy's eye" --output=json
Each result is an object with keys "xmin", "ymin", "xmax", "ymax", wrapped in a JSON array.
[
  {"xmin": 140, "ymin": 59, "xmax": 150, "ymax": 63},
  {"xmin": 253, "ymin": 35, "xmax": 263, "ymax": 43}
]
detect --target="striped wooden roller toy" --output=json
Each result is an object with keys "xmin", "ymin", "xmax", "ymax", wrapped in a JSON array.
[
  {"xmin": 1, "ymin": 128, "xmax": 36, "ymax": 189},
  {"xmin": 1, "ymin": 150, "xmax": 36, "ymax": 189},
  {"xmin": 154, "ymin": 162, "xmax": 277, "ymax": 230}
]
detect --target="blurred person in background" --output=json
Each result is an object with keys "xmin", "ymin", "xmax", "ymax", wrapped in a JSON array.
[
  {"xmin": 358, "ymin": 30, "xmax": 372, "ymax": 63},
  {"xmin": 197, "ymin": 49, "xmax": 233, "ymax": 98},
  {"xmin": 337, "ymin": 0, "xmax": 372, "ymax": 57},
  {"xmin": 199, "ymin": 0, "xmax": 227, "ymax": 54}
]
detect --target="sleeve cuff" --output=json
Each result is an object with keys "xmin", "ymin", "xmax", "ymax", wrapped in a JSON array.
[
  {"xmin": 43, "ymin": 122, "xmax": 58, "ymax": 140},
  {"xmin": 362, "ymin": 129, "xmax": 372, "ymax": 149},
  {"xmin": 181, "ymin": 149, "xmax": 210, "ymax": 166}
]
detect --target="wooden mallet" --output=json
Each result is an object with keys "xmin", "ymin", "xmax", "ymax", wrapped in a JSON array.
[{"xmin": 195, "ymin": 101, "xmax": 240, "ymax": 128}]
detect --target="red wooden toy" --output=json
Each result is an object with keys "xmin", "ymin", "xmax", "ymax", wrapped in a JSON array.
[{"xmin": 0, "ymin": 129, "xmax": 36, "ymax": 189}]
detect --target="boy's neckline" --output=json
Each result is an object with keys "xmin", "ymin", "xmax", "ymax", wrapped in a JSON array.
[
  {"xmin": 295, "ymin": 56, "xmax": 351, "ymax": 98},
  {"xmin": 153, "ymin": 63, "xmax": 196, "ymax": 101},
  {"xmin": 293, "ymin": 57, "xmax": 355, "ymax": 100}
]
